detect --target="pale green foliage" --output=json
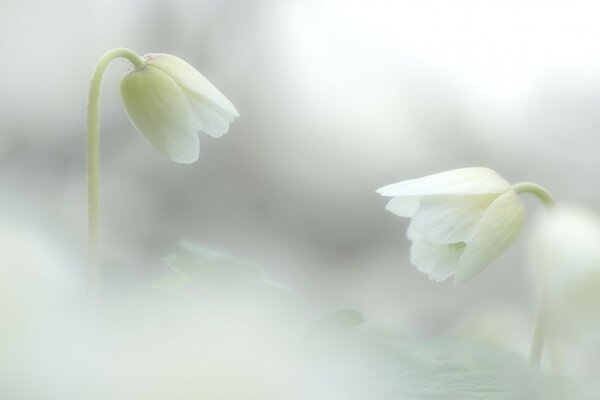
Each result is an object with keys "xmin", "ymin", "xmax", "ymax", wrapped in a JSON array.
[
  {"xmin": 106, "ymin": 243, "xmax": 593, "ymax": 400},
  {"xmin": 1, "ymin": 242, "xmax": 595, "ymax": 399}
]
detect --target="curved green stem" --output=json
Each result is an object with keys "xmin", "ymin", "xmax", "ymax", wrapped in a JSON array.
[
  {"xmin": 512, "ymin": 181, "xmax": 555, "ymax": 369},
  {"xmin": 512, "ymin": 182, "xmax": 555, "ymax": 208},
  {"xmin": 87, "ymin": 48, "xmax": 145, "ymax": 297}
]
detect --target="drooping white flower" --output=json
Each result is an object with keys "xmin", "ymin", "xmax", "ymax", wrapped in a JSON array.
[
  {"xmin": 119, "ymin": 53, "xmax": 239, "ymax": 164},
  {"xmin": 377, "ymin": 167, "xmax": 525, "ymax": 285}
]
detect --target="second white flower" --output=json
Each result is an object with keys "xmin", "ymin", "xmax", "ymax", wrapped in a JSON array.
[{"xmin": 377, "ymin": 167, "xmax": 525, "ymax": 285}]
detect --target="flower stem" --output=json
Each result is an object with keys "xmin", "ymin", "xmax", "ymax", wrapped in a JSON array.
[
  {"xmin": 529, "ymin": 273, "xmax": 548, "ymax": 368},
  {"xmin": 512, "ymin": 181, "xmax": 555, "ymax": 368},
  {"xmin": 87, "ymin": 48, "xmax": 145, "ymax": 298},
  {"xmin": 512, "ymin": 182, "xmax": 555, "ymax": 208}
]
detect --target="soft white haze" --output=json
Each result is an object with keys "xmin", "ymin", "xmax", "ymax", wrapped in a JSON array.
[{"xmin": 2, "ymin": 0, "xmax": 600, "ymax": 397}]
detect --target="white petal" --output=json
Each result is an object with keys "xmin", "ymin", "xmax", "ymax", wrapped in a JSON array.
[
  {"xmin": 384, "ymin": 196, "xmax": 421, "ymax": 217},
  {"xmin": 454, "ymin": 190, "xmax": 525, "ymax": 285},
  {"xmin": 409, "ymin": 194, "xmax": 497, "ymax": 244},
  {"xmin": 406, "ymin": 227, "xmax": 423, "ymax": 241},
  {"xmin": 145, "ymin": 53, "xmax": 239, "ymax": 136},
  {"xmin": 410, "ymin": 240, "xmax": 465, "ymax": 282},
  {"xmin": 186, "ymin": 92, "xmax": 235, "ymax": 138},
  {"xmin": 120, "ymin": 66, "xmax": 199, "ymax": 164},
  {"xmin": 376, "ymin": 168, "xmax": 511, "ymax": 197}
]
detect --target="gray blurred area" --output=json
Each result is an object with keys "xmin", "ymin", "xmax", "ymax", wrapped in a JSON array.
[{"xmin": 1, "ymin": 0, "xmax": 600, "ymax": 337}]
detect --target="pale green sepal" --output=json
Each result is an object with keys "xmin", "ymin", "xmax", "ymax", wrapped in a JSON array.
[
  {"xmin": 119, "ymin": 66, "xmax": 199, "ymax": 164},
  {"xmin": 145, "ymin": 53, "xmax": 239, "ymax": 138},
  {"xmin": 454, "ymin": 190, "xmax": 525, "ymax": 285}
]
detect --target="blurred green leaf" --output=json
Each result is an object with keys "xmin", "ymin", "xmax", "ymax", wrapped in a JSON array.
[
  {"xmin": 105, "ymin": 243, "xmax": 600, "ymax": 400},
  {"xmin": 307, "ymin": 308, "xmax": 366, "ymax": 333},
  {"xmin": 165, "ymin": 241, "xmax": 262, "ymax": 288}
]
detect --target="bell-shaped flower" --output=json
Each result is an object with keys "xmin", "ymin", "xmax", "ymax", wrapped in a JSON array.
[
  {"xmin": 119, "ymin": 53, "xmax": 239, "ymax": 164},
  {"xmin": 377, "ymin": 167, "xmax": 525, "ymax": 285}
]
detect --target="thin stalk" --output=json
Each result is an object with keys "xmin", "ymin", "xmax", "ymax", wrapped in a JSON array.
[
  {"xmin": 529, "ymin": 273, "xmax": 548, "ymax": 367},
  {"xmin": 87, "ymin": 48, "xmax": 145, "ymax": 297},
  {"xmin": 512, "ymin": 182, "xmax": 555, "ymax": 208},
  {"xmin": 512, "ymin": 181, "xmax": 555, "ymax": 368}
]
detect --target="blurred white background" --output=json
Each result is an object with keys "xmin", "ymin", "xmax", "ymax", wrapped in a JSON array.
[{"xmin": 2, "ymin": 0, "xmax": 600, "ymax": 337}]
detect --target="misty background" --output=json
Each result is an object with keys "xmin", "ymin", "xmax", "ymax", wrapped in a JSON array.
[{"xmin": 1, "ymin": 0, "xmax": 600, "ymax": 341}]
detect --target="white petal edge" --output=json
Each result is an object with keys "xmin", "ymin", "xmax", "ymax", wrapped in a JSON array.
[
  {"xmin": 376, "ymin": 168, "xmax": 511, "ymax": 197},
  {"xmin": 454, "ymin": 190, "xmax": 525, "ymax": 285},
  {"xmin": 120, "ymin": 67, "xmax": 199, "ymax": 164},
  {"xmin": 385, "ymin": 196, "xmax": 421, "ymax": 217},
  {"xmin": 185, "ymin": 92, "xmax": 236, "ymax": 138},
  {"xmin": 410, "ymin": 240, "xmax": 465, "ymax": 282}
]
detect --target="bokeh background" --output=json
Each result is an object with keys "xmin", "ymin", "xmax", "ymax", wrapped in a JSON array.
[{"xmin": 2, "ymin": 0, "xmax": 600, "ymax": 345}]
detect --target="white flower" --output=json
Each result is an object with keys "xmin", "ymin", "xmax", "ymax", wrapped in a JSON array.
[
  {"xmin": 531, "ymin": 205, "xmax": 600, "ymax": 345},
  {"xmin": 377, "ymin": 167, "xmax": 525, "ymax": 285},
  {"xmin": 119, "ymin": 53, "xmax": 239, "ymax": 164}
]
